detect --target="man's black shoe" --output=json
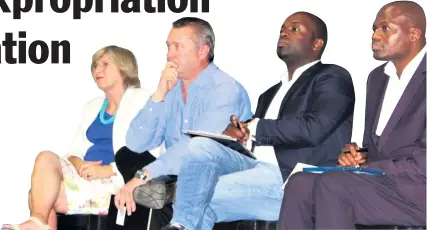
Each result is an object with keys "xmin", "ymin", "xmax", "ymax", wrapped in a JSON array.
[
  {"xmin": 161, "ymin": 223, "xmax": 187, "ymax": 230},
  {"xmin": 133, "ymin": 175, "xmax": 177, "ymax": 209}
]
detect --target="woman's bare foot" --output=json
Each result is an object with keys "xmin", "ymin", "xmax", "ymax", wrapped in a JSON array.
[{"xmin": 2, "ymin": 217, "xmax": 50, "ymax": 230}]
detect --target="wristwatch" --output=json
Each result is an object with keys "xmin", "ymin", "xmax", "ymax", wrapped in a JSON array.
[{"xmin": 134, "ymin": 169, "xmax": 148, "ymax": 181}]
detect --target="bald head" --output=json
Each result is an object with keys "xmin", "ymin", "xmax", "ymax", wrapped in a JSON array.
[
  {"xmin": 371, "ymin": 1, "xmax": 426, "ymax": 62},
  {"xmin": 380, "ymin": 1, "xmax": 426, "ymax": 37}
]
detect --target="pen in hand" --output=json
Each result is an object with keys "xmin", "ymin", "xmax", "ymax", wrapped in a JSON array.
[
  {"xmin": 230, "ymin": 115, "xmax": 248, "ymax": 142},
  {"xmin": 230, "ymin": 115, "xmax": 240, "ymax": 129},
  {"xmin": 343, "ymin": 147, "xmax": 368, "ymax": 167}
]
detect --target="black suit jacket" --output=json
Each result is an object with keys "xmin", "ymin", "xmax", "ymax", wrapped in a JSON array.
[{"xmin": 253, "ymin": 62, "xmax": 355, "ymax": 180}]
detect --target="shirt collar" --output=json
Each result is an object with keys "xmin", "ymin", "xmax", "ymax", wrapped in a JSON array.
[
  {"xmin": 184, "ymin": 62, "xmax": 217, "ymax": 91},
  {"xmin": 384, "ymin": 45, "xmax": 427, "ymax": 79},
  {"xmin": 280, "ymin": 60, "xmax": 320, "ymax": 83}
]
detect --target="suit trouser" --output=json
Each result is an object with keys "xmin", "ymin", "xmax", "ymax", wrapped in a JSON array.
[
  {"xmin": 106, "ymin": 147, "xmax": 173, "ymax": 230},
  {"xmin": 279, "ymin": 171, "xmax": 426, "ymax": 229}
]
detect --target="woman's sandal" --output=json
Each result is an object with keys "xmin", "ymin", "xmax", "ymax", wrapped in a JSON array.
[{"xmin": 1, "ymin": 216, "xmax": 51, "ymax": 230}]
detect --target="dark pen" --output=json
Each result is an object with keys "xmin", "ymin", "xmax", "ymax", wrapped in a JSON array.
[
  {"xmin": 344, "ymin": 148, "xmax": 368, "ymax": 154},
  {"xmin": 236, "ymin": 122, "xmax": 241, "ymax": 130}
]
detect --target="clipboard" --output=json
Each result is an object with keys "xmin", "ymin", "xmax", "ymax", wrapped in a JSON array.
[{"xmin": 184, "ymin": 130, "xmax": 256, "ymax": 160}]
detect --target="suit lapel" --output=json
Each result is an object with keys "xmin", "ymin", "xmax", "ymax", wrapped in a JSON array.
[
  {"xmin": 278, "ymin": 62, "xmax": 324, "ymax": 116},
  {"xmin": 378, "ymin": 55, "xmax": 426, "ymax": 150},
  {"xmin": 257, "ymin": 82, "xmax": 281, "ymax": 118},
  {"xmin": 370, "ymin": 66, "xmax": 390, "ymax": 146}
]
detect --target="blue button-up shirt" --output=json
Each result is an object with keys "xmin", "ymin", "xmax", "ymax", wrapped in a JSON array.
[{"xmin": 126, "ymin": 63, "xmax": 253, "ymax": 177}]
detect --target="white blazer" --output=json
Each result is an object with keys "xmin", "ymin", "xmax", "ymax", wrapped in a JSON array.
[{"xmin": 65, "ymin": 88, "xmax": 163, "ymax": 186}]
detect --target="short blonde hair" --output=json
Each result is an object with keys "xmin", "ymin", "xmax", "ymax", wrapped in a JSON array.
[{"xmin": 91, "ymin": 45, "xmax": 141, "ymax": 88}]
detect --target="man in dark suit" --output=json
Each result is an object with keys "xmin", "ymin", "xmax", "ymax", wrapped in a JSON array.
[
  {"xmin": 279, "ymin": 1, "xmax": 426, "ymax": 229},
  {"xmin": 157, "ymin": 11, "xmax": 355, "ymax": 230}
]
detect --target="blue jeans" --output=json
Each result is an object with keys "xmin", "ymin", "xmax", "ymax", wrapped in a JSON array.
[{"xmin": 170, "ymin": 137, "xmax": 284, "ymax": 230}]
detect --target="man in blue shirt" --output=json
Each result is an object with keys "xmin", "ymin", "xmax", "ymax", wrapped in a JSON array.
[
  {"xmin": 136, "ymin": 12, "xmax": 355, "ymax": 230},
  {"xmin": 113, "ymin": 17, "xmax": 252, "ymax": 221}
]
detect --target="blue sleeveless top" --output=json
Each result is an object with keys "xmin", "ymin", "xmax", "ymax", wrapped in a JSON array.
[{"xmin": 83, "ymin": 112, "xmax": 115, "ymax": 165}]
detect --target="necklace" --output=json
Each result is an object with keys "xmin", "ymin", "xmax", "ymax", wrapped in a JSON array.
[{"xmin": 99, "ymin": 99, "xmax": 116, "ymax": 125}]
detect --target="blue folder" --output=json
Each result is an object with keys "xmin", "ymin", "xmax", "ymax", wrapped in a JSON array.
[{"xmin": 302, "ymin": 166, "xmax": 385, "ymax": 176}]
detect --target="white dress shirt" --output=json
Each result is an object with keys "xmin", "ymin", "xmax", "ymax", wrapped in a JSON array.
[
  {"xmin": 376, "ymin": 45, "xmax": 426, "ymax": 136},
  {"xmin": 247, "ymin": 60, "xmax": 320, "ymax": 164}
]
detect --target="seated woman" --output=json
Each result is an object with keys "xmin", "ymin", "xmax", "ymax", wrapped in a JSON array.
[{"xmin": 2, "ymin": 45, "xmax": 161, "ymax": 230}]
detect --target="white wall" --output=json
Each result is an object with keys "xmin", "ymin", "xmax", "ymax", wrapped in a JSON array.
[{"xmin": 0, "ymin": 0, "xmax": 425, "ymax": 225}]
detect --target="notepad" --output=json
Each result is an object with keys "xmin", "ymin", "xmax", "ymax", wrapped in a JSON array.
[{"xmin": 184, "ymin": 130, "xmax": 256, "ymax": 159}]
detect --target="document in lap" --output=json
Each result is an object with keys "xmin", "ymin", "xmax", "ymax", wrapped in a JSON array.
[
  {"xmin": 281, "ymin": 162, "xmax": 386, "ymax": 190},
  {"xmin": 184, "ymin": 130, "xmax": 256, "ymax": 160},
  {"xmin": 303, "ymin": 166, "xmax": 385, "ymax": 176}
]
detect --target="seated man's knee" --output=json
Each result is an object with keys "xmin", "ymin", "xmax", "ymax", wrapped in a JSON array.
[
  {"xmin": 187, "ymin": 137, "xmax": 221, "ymax": 162},
  {"xmin": 114, "ymin": 146, "xmax": 131, "ymax": 167},
  {"xmin": 285, "ymin": 172, "xmax": 317, "ymax": 194},
  {"xmin": 314, "ymin": 171, "xmax": 348, "ymax": 190}
]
